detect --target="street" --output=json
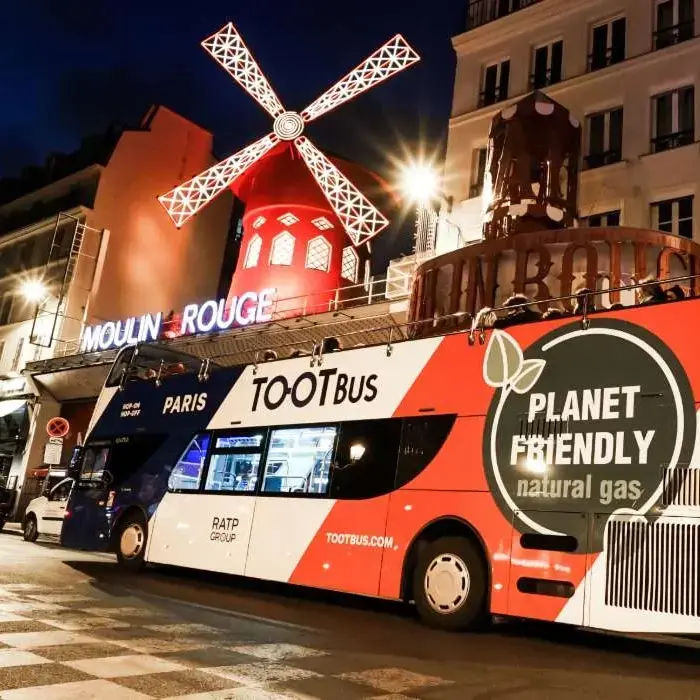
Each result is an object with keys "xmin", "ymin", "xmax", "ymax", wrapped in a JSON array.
[{"xmin": 0, "ymin": 532, "xmax": 699, "ymax": 699}]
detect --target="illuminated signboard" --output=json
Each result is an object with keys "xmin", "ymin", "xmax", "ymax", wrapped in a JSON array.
[{"xmin": 80, "ymin": 288, "xmax": 276, "ymax": 353}]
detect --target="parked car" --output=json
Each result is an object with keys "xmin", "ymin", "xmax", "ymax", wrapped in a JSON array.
[{"xmin": 22, "ymin": 471, "xmax": 73, "ymax": 542}]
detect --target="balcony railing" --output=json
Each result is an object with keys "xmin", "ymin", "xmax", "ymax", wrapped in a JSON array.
[
  {"xmin": 587, "ymin": 46, "xmax": 625, "ymax": 72},
  {"xmin": 529, "ymin": 68, "xmax": 561, "ymax": 90},
  {"xmin": 466, "ymin": 0, "xmax": 542, "ymax": 31},
  {"xmin": 478, "ymin": 86, "xmax": 507, "ymax": 108},
  {"xmin": 653, "ymin": 20, "xmax": 694, "ymax": 50},
  {"xmin": 583, "ymin": 149, "xmax": 622, "ymax": 170},
  {"xmin": 651, "ymin": 129, "xmax": 694, "ymax": 153}
]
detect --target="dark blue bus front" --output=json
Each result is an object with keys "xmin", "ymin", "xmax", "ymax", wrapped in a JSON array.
[{"xmin": 61, "ymin": 346, "xmax": 238, "ymax": 559}]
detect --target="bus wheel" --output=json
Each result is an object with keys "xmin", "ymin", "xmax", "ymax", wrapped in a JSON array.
[
  {"xmin": 116, "ymin": 514, "xmax": 147, "ymax": 571},
  {"xmin": 23, "ymin": 515, "xmax": 38, "ymax": 542},
  {"xmin": 412, "ymin": 536, "xmax": 486, "ymax": 631}
]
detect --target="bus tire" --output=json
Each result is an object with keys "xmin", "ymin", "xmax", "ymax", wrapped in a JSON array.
[
  {"xmin": 23, "ymin": 515, "xmax": 38, "ymax": 543},
  {"xmin": 412, "ymin": 536, "xmax": 486, "ymax": 631},
  {"xmin": 115, "ymin": 513, "xmax": 148, "ymax": 571}
]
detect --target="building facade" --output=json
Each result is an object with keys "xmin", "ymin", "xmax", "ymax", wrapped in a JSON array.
[
  {"xmin": 0, "ymin": 106, "xmax": 233, "ymax": 514},
  {"xmin": 439, "ymin": 0, "xmax": 700, "ymax": 252}
]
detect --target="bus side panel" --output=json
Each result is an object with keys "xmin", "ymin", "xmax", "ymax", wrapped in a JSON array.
[
  {"xmin": 378, "ymin": 491, "xmax": 512, "ymax": 613},
  {"xmin": 288, "ymin": 495, "xmax": 392, "ymax": 596}
]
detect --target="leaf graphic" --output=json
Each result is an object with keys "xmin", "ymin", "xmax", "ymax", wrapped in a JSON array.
[
  {"xmin": 511, "ymin": 358, "xmax": 546, "ymax": 394},
  {"xmin": 483, "ymin": 330, "xmax": 524, "ymax": 388}
]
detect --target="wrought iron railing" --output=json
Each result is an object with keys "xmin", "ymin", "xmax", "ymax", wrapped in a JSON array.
[
  {"xmin": 651, "ymin": 129, "xmax": 694, "ymax": 153},
  {"xmin": 583, "ymin": 149, "xmax": 622, "ymax": 170},
  {"xmin": 653, "ymin": 20, "xmax": 694, "ymax": 50},
  {"xmin": 466, "ymin": 0, "xmax": 541, "ymax": 31},
  {"xmin": 587, "ymin": 46, "xmax": 625, "ymax": 72}
]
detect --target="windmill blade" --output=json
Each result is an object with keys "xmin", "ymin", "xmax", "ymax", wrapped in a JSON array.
[
  {"xmin": 301, "ymin": 34, "xmax": 420, "ymax": 124},
  {"xmin": 294, "ymin": 136, "xmax": 388, "ymax": 246},
  {"xmin": 159, "ymin": 133, "xmax": 278, "ymax": 228},
  {"xmin": 202, "ymin": 22, "xmax": 285, "ymax": 119}
]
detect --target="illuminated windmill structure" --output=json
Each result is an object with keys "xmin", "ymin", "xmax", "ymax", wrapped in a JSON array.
[{"xmin": 159, "ymin": 23, "xmax": 420, "ymax": 313}]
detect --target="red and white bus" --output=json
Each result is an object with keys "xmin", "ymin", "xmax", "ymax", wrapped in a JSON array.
[{"xmin": 61, "ymin": 292, "xmax": 700, "ymax": 632}]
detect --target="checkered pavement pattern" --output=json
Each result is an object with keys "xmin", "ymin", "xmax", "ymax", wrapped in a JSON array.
[{"xmin": 0, "ymin": 582, "xmax": 455, "ymax": 699}]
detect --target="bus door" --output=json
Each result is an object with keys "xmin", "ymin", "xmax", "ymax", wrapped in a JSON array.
[
  {"xmin": 245, "ymin": 420, "xmax": 399, "ymax": 596},
  {"xmin": 147, "ymin": 429, "xmax": 264, "ymax": 575},
  {"xmin": 507, "ymin": 511, "xmax": 589, "ymax": 624}
]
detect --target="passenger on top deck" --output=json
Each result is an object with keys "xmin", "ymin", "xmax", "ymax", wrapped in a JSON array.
[
  {"xmin": 637, "ymin": 276, "xmax": 668, "ymax": 305},
  {"xmin": 493, "ymin": 294, "xmax": 542, "ymax": 328}
]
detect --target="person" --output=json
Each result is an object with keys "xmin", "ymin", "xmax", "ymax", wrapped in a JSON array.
[
  {"xmin": 542, "ymin": 307, "xmax": 566, "ymax": 320},
  {"xmin": 573, "ymin": 288, "xmax": 597, "ymax": 315},
  {"xmin": 494, "ymin": 294, "xmax": 542, "ymax": 328},
  {"xmin": 609, "ymin": 302, "xmax": 625, "ymax": 311},
  {"xmin": 667, "ymin": 284, "xmax": 686, "ymax": 301},
  {"xmin": 637, "ymin": 276, "xmax": 668, "ymax": 305}
]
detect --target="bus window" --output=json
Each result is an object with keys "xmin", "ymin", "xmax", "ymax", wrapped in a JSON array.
[
  {"xmin": 395, "ymin": 415, "xmax": 456, "ymax": 489},
  {"xmin": 262, "ymin": 425, "xmax": 337, "ymax": 495},
  {"xmin": 78, "ymin": 444, "xmax": 110, "ymax": 483},
  {"xmin": 168, "ymin": 433, "xmax": 210, "ymax": 492},
  {"xmin": 331, "ymin": 419, "xmax": 402, "ymax": 499},
  {"xmin": 204, "ymin": 429, "xmax": 266, "ymax": 493}
]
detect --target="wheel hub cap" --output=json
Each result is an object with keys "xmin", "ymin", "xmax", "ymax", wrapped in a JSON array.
[
  {"xmin": 424, "ymin": 553, "xmax": 470, "ymax": 614},
  {"xmin": 120, "ymin": 524, "xmax": 144, "ymax": 559}
]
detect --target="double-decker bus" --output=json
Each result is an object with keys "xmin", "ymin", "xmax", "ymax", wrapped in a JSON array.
[{"xmin": 61, "ymin": 289, "xmax": 700, "ymax": 633}]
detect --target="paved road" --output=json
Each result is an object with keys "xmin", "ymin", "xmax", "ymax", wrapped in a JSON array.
[{"xmin": 0, "ymin": 531, "xmax": 699, "ymax": 699}]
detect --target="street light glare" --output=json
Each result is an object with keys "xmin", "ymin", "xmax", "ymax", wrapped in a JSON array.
[
  {"xmin": 401, "ymin": 163, "xmax": 439, "ymax": 203},
  {"xmin": 20, "ymin": 280, "xmax": 47, "ymax": 303}
]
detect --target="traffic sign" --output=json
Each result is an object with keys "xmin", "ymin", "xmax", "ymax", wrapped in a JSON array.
[
  {"xmin": 46, "ymin": 417, "xmax": 70, "ymax": 438},
  {"xmin": 44, "ymin": 437, "xmax": 63, "ymax": 465}
]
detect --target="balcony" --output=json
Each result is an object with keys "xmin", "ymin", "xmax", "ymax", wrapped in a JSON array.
[
  {"xmin": 653, "ymin": 20, "xmax": 694, "ymax": 50},
  {"xmin": 587, "ymin": 46, "xmax": 625, "ymax": 72},
  {"xmin": 478, "ymin": 86, "xmax": 507, "ymax": 108},
  {"xmin": 466, "ymin": 0, "xmax": 542, "ymax": 31},
  {"xmin": 583, "ymin": 149, "xmax": 622, "ymax": 170},
  {"xmin": 651, "ymin": 129, "xmax": 694, "ymax": 153}
]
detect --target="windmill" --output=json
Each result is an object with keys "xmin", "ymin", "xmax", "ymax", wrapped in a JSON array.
[{"xmin": 158, "ymin": 22, "xmax": 420, "ymax": 248}]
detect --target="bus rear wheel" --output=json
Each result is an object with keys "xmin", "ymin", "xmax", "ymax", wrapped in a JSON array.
[
  {"xmin": 412, "ymin": 536, "xmax": 487, "ymax": 631},
  {"xmin": 23, "ymin": 515, "xmax": 38, "ymax": 542},
  {"xmin": 116, "ymin": 513, "xmax": 147, "ymax": 571}
]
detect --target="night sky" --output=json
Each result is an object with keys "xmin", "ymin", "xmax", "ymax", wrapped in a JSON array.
[{"xmin": 1, "ymin": 1, "xmax": 466, "ymax": 181}]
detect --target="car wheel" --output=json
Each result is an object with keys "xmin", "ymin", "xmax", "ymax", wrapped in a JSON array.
[
  {"xmin": 412, "ymin": 536, "xmax": 487, "ymax": 631},
  {"xmin": 23, "ymin": 515, "xmax": 38, "ymax": 542},
  {"xmin": 116, "ymin": 513, "xmax": 148, "ymax": 571}
]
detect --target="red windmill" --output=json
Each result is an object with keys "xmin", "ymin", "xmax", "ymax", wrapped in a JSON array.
[{"xmin": 159, "ymin": 23, "xmax": 419, "ymax": 311}]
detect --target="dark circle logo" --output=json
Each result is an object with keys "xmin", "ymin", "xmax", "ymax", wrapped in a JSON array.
[{"xmin": 482, "ymin": 319, "xmax": 695, "ymax": 553}]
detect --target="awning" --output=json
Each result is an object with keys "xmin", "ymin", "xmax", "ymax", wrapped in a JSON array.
[{"xmin": 29, "ymin": 363, "xmax": 112, "ymax": 401}]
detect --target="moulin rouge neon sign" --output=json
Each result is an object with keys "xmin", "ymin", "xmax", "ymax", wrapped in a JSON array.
[{"xmin": 80, "ymin": 288, "xmax": 276, "ymax": 353}]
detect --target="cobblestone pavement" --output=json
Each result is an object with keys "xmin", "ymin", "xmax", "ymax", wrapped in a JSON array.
[{"xmin": 1, "ymin": 532, "xmax": 699, "ymax": 699}]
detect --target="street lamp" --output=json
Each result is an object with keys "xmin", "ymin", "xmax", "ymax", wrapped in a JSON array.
[
  {"xmin": 400, "ymin": 163, "xmax": 440, "ymax": 204},
  {"xmin": 19, "ymin": 279, "xmax": 48, "ymax": 304}
]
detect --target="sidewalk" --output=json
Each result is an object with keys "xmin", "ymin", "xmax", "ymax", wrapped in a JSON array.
[{"xmin": 1, "ymin": 521, "xmax": 22, "ymax": 536}]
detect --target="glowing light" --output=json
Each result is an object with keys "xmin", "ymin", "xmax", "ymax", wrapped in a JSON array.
[
  {"xmin": 20, "ymin": 280, "xmax": 47, "ymax": 303},
  {"xmin": 400, "ymin": 162, "xmax": 439, "ymax": 203},
  {"xmin": 349, "ymin": 443, "xmax": 366, "ymax": 462},
  {"xmin": 525, "ymin": 458, "xmax": 547, "ymax": 474},
  {"xmin": 159, "ymin": 23, "xmax": 420, "ymax": 244}
]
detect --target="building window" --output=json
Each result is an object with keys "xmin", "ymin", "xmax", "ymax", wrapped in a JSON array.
[
  {"xmin": 312, "ymin": 216, "xmax": 334, "ymax": 231},
  {"xmin": 531, "ymin": 40, "xmax": 563, "ymax": 89},
  {"xmin": 652, "ymin": 86, "xmax": 694, "ymax": 152},
  {"xmin": 469, "ymin": 148, "xmax": 488, "ymax": 198},
  {"xmin": 305, "ymin": 236, "xmax": 331, "ymax": 272},
  {"xmin": 277, "ymin": 212, "xmax": 299, "ymax": 226},
  {"xmin": 269, "ymin": 231, "xmax": 295, "ymax": 266},
  {"xmin": 341, "ymin": 246, "xmax": 359, "ymax": 282},
  {"xmin": 11, "ymin": 337, "xmax": 24, "ymax": 373},
  {"xmin": 479, "ymin": 59, "xmax": 510, "ymax": 107},
  {"xmin": 589, "ymin": 17, "xmax": 626, "ymax": 71},
  {"xmin": 243, "ymin": 234, "xmax": 262, "ymax": 268},
  {"xmin": 252, "ymin": 216, "xmax": 266, "ymax": 229},
  {"xmin": 654, "ymin": 0, "xmax": 694, "ymax": 50},
  {"xmin": 652, "ymin": 196, "xmax": 693, "ymax": 238},
  {"xmin": 585, "ymin": 107, "xmax": 623, "ymax": 169},
  {"xmin": 584, "ymin": 210, "xmax": 621, "ymax": 227}
]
